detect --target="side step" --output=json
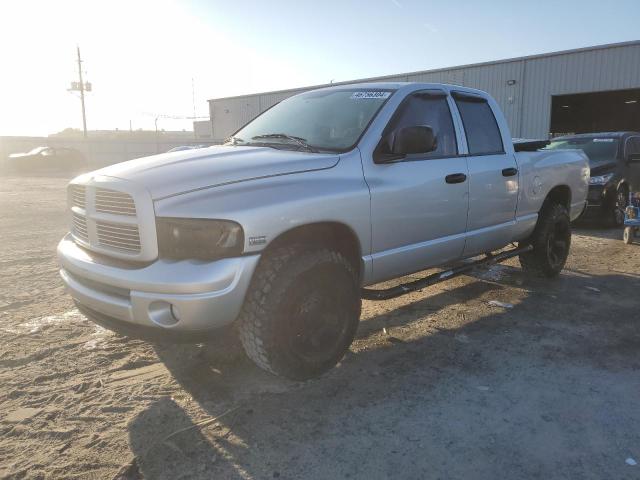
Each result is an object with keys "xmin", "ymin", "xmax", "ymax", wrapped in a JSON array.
[{"xmin": 361, "ymin": 244, "xmax": 533, "ymax": 301}]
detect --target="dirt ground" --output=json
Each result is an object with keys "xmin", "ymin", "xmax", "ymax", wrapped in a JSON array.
[{"xmin": 1, "ymin": 175, "xmax": 639, "ymax": 480}]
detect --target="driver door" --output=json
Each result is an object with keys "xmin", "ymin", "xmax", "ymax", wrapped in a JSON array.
[{"xmin": 362, "ymin": 90, "xmax": 470, "ymax": 283}]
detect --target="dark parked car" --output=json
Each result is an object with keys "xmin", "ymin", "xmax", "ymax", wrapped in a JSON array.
[
  {"xmin": 545, "ymin": 132, "xmax": 640, "ymax": 225},
  {"xmin": 7, "ymin": 146, "xmax": 87, "ymax": 173}
]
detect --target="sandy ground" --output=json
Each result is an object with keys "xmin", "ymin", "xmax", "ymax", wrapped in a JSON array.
[{"xmin": 1, "ymin": 175, "xmax": 639, "ymax": 480}]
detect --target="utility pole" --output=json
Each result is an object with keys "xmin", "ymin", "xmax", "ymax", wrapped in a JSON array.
[
  {"xmin": 192, "ymin": 78, "xmax": 197, "ymax": 139},
  {"xmin": 68, "ymin": 47, "xmax": 91, "ymax": 137},
  {"xmin": 192, "ymin": 77, "xmax": 196, "ymax": 120},
  {"xmin": 155, "ymin": 116, "xmax": 160, "ymax": 153},
  {"xmin": 76, "ymin": 46, "xmax": 88, "ymax": 138}
]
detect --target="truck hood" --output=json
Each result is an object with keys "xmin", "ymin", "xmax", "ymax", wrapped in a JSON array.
[{"xmin": 90, "ymin": 146, "xmax": 340, "ymax": 200}]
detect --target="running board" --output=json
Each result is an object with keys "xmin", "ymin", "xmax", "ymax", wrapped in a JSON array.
[{"xmin": 361, "ymin": 244, "xmax": 533, "ymax": 301}]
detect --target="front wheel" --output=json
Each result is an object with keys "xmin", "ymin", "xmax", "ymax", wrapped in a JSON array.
[
  {"xmin": 238, "ymin": 245, "xmax": 361, "ymax": 380},
  {"xmin": 519, "ymin": 203, "xmax": 572, "ymax": 277},
  {"xmin": 610, "ymin": 186, "xmax": 628, "ymax": 227}
]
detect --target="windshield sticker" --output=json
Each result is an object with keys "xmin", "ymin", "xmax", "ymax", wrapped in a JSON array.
[
  {"xmin": 593, "ymin": 138, "xmax": 615, "ymax": 142},
  {"xmin": 350, "ymin": 91, "xmax": 391, "ymax": 100}
]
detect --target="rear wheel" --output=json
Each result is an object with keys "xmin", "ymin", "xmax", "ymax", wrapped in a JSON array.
[
  {"xmin": 238, "ymin": 245, "xmax": 361, "ymax": 380},
  {"xmin": 519, "ymin": 202, "xmax": 571, "ymax": 277}
]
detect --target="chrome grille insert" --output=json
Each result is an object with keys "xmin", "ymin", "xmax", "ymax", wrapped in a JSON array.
[
  {"xmin": 95, "ymin": 188, "xmax": 137, "ymax": 216},
  {"xmin": 67, "ymin": 179, "xmax": 157, "ymax": 260},
  {"xmin": 72, "ymin": 212, "xmax": 89, "ymax": 242},
  {"xmin": 69, "ymin": 185, "xmax": 86, "ymax": 209},
  {"xmin": 96, "ymin": 221, "xmax": 141, "ymax": 253}
]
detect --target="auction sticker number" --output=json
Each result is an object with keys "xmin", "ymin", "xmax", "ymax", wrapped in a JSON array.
[{"xmin": 350, "ymin": 91, "xmax": 391, "ymax": 100}]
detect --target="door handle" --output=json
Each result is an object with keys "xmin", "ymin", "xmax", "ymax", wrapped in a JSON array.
[
  {"xmin": 502, "ymin": 167, "xmax": 518, "ymax": 177},
  {"xmin": 445, "ymin": 173, "xmax": 467, "ymax": 184}
]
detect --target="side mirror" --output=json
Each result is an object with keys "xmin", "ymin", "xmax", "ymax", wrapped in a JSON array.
[
  {"xmin": 392, "ymin": 125, "xmax": 437, "ymax": 156},
  {"xmin": 627, "ymin": 153, "xmax": 640, "ymax": 164}
]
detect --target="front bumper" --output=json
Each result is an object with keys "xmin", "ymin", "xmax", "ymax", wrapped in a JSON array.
[
  {"xmin": 57, "ymin": 234, "xmax": 260, "ymax": 335},
  {"xmin": 585, "ymin": 184, "xmax": 606, "ymax": 207},
  {"xmin": 579, "ymin": 184, "xmax": 614, "ymax": 220}
]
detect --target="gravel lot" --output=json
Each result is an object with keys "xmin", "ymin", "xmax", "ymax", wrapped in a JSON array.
[{"xmin": 1, "ymin": 175, "xmax": 639, "ymax": 480}]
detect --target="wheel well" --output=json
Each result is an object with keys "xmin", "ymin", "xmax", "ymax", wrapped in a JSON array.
[
  {"xmin": 544, "ymin": 185, "xmax": 571, "ymax": 209},
  {"xmin": 264, "ymin": 223, "xmax": 362, "ymax": 279}
]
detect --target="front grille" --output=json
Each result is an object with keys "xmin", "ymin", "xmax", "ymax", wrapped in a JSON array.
[
  {"xmin": 70, "ymin": 185, "xmax": 86, "ymax": 209},
  {"xmin": 67, "ymin": 181, "xmax": 154, "ymax": 260},
  {"xmin": 95, "ymin": 188, "xmax": 137, "ymax": 216},
  {"xmin": 96, "ymin": 221, "xmax": 141, "ymax": 253},
  {"xmin": 72, "ymin": 212, "xmax": 89, "ymax": 242}
]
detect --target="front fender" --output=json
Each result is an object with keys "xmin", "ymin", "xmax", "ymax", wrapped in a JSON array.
[{"xmin": 153, "ymin": 151, "xmax": 372, "ymax": 260}]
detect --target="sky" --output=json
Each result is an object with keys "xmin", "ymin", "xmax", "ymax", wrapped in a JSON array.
[{"xmin": 0, "ymin": 0, "xmax": 639, "ymax": 136}]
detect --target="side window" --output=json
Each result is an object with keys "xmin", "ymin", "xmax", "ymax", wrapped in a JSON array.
[
  {"xmin": 453, "ymin": 93, "xmax": 504, "ymax": 155},
  {"xmin": 626, "ymin": 137, "xmax": 640, "ymax": 157},
  {"xmin": 382, "ymin": 92, "xmax": 458, "ymax": 157}
]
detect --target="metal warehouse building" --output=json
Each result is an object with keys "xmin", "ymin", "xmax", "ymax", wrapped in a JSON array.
[{"xmin": 208, "ymin": 40, "xmax": 640, "ymax": 142}]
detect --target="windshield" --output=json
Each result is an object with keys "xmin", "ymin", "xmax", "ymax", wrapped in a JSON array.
[
  {"xmin": 544, "ymin": 137, "xmax": 619, "ymax": 167},
  {"xmin": 230, "ymin": 89, "xmax": 395, "ymax": 152}
]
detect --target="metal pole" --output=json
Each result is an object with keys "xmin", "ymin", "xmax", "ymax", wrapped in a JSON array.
[
  {"xmin": 192, "ymin": 77, "xmax": 196, "ymax": 120},
  {"xmin": 155, "ymin": 116, "xmax": 160, "ymax": 153},
  {"xmin": 192, "ymin": 77, "xmax": 197, "ymax": 140},
  {"xmin": 77, "ymin": 46, "xmax": 88, "ymax": 138}
]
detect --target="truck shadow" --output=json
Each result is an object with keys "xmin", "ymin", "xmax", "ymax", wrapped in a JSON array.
[
  {"xmin": 126, "ymin": 267, "xmax": 640, "ymax": 479},
  {"xmin": 573, "ymin": 224, "xmax": 624, "ymax": 240}
]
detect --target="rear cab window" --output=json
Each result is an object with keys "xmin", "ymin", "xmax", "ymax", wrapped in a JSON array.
[{"xmin": 452, "ymin": 92, "xmax": 504, "ymax": 155}]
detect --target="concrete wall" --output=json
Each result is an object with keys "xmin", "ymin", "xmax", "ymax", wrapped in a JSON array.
[
  {"xmin": 0, "ymin": 136, "xmax": 214, "ymax": 169},
  {"xmin": 208, "ymin": 40, "xmax": 640, "ymax": 141},
  {"xmin": 193, "ymin": 120, "xmax": 214, "ymax": 140}
]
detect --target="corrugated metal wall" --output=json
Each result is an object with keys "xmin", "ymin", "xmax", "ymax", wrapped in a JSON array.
[
  {"xmin": 520, "ymin": 43, "xmax": 640, "ymax": 137},
  {"xmin": 209, "ymin": 41, "xmax": 640, "ymax": 141}
]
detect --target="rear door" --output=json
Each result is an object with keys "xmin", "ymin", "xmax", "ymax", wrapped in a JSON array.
[
  {"xmin": 362, "ymin": 90, "xmax": 470, "ymax": 283},
  {"xmin": 452, "ymin": 92, "xmax": 519, "ymax": 256}
]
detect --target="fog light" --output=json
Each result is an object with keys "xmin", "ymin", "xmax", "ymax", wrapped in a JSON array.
[
  {"xmin": 148, "ymin": 301, "xmax": 179, "ymax": 327},
  {"xmin": 170, "ymin": 304, "xmax": 182, "ymax": 321}
]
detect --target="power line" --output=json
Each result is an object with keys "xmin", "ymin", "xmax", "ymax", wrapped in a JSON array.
[{"xmin": 143, "ymin": 113, "xmax": 209, "ymax": 120}]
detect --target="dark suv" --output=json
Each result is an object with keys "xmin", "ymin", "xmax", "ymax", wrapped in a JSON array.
[{"xmin": 545, "ymin": 132, "xmax": 640, "ymax": 225}]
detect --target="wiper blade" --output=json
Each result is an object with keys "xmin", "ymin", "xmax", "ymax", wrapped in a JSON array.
[
  {"xmin": 251, "ymin": 133, "xmax": 317, "ymax": 152},
  {"xmin": 223, "ymin": 135, "xmax": 245, "ymax": 145}
]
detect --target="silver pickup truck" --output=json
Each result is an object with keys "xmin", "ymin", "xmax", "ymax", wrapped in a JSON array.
[{"xmin": 58, "ymin": 83, "xmax": 589, "ymax": 379}]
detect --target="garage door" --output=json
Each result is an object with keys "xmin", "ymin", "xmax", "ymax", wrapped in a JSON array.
[{"xmin": 550, "ymin": 88, "xmax": 640, "ymax": 136}]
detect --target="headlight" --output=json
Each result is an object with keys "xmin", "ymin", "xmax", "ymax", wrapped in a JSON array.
[
  {"xmin": 589, "ymin": 172, "xmax": 614, "ymax": 185},
  {"xmin": 156, "ymin": 218, "xmax": 244, "ymax": 260}
]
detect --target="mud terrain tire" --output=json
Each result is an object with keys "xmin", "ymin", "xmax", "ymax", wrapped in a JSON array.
[
  {"xmin": 238, "ymin": 245, "xmax": 361, "ymax": 380},
  {"xmin": 519, "ymin": 202, "xmax": 571, "ymax": 278}
]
